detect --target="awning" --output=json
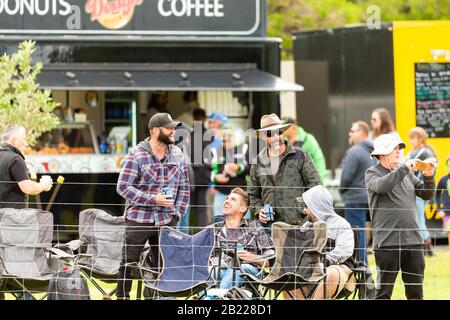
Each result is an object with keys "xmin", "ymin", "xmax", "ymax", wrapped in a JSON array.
[{"xmin": 37, "ymin": 63, "xmax": 304, "ymax": 92}]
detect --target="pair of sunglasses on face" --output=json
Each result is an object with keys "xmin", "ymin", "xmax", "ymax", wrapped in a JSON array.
[{"xmin": 262, "ymin": 129, "xmax": 284, "ymax": 138}]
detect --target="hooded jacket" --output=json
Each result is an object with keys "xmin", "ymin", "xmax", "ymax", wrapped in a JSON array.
[
  {"xmin": 339, "ymin": 139, "xmax": 376, "ymax": 203},
  {"xmin": 302, "ymin": 185, "xmax": 354, "ymax": 266}
]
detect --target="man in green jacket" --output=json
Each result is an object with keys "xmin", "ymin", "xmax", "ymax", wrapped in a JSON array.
[
  {"xmin": 248, "ymin": 114, "xmax": 321, "ymax": 227},
  {"xmin": 282, "ymin": 117, "xmax": 328, "ymax": 182}
]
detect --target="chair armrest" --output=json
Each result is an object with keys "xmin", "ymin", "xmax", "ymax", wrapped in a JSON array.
[
  {"xmin": 46, "ymin": 247, "xmax": 76, "ymax": 259},
  {"xmin": 54, "ymin": 239, "xmax": 84, "ymax": 252}
]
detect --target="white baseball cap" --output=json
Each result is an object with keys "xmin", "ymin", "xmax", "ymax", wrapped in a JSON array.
[{"xmin": 371, "ymin": 133, "xmax": 406, "ymax": 157}]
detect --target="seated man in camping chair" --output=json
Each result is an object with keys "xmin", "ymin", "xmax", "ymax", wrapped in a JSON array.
[
  {"xmin": 211, "ymin": 187, "xmax": 275, "ymax": 290},
  {"xmin": 296, "ymin": 185, "xmax": 356, "ymax": 299}
]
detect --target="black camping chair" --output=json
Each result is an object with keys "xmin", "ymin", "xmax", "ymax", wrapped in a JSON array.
[
  {"xmin": 0, "ymin": 208, "xmax": 73, "ymax": 300},
  {"xmin": 335, "ymin": 228, "xmax": 375, "ymax": 300},
  {"xmin": 243, "ymin": 221, "xmax": 328, "ymax": 300}
]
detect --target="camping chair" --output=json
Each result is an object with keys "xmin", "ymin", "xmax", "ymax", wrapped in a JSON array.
[
  {"xmin": 335, "ymin": 228, "xmax": 375, "ymax": 300},
  {"xmin": 243, "ymin": 221, "xmax": 328, "ymax": 300},
  {"xmin": 139, "ymin": 225, "xmax": 216, "ymax": 299},
  {"xmin": 62, "ymin": 209, "xmax": 126, "ymax": 300},
  {"xmin": 0, "ymin": 208, "xmax": 73, "ymax": 300},
  {"xmin": 210, "ymin": 222, "xmax": 276, "ymax": 300}
]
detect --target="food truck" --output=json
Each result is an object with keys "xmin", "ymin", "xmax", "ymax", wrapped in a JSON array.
[
  {"xmin": 0, "ymin": 0, "xmax": 304, "ymax": 235},
  {"xmin": 293, "ymin": 21, "xmax": 450, "ymax": 238}
]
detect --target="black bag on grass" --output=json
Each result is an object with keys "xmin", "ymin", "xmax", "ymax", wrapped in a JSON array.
[{"xmin": 48, "ymin": 267, "xmax": 90, "ymax": 300}]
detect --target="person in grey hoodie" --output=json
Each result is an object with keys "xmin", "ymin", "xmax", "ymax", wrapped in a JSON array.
[
  {"xmin": 365, "ymin": 133, "xmax": 435, "ymax": 300},
  {"xmin": 340, "ymin": 121, "xmax": 376, "ymax": 264},
  {"xmin": 296, "ymin": 185, "xmax": 355, "ymax": 299}
]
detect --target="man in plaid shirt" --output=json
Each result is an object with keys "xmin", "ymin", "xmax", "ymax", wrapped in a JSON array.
[
  {"xmin": 211, "ymin": 188, "xmax": 275, "ymax": 289},
  {"xmin": 116, "ymin": 112, "xmax": 190, "ymax": 299}
]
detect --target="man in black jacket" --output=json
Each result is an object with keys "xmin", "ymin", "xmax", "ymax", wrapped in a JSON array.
[
  {"xmin": 0, "ymin": 125, "xmax": 53, "ymax": 209},
  {"xmin": 188, "ymin": 108, "xmax": 213, "ymax": 227}
]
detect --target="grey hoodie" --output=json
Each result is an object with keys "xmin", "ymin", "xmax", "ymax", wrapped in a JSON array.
[
  {"xmin": 302, "ymin": 185, "xmax": 354, "ymax": 265},
  {"xmin": 340, "ymin": 140, "xmax": 376, "ymax": 203}
]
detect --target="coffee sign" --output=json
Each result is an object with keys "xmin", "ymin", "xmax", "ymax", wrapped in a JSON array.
[{"xmin": 0, "ymin": 0, "xmax": 265, "ymax": 36}]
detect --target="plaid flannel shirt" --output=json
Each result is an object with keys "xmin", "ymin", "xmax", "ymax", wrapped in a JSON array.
[
  {"xmin": 116, "ymin": 139, "xmax": 190, "ymax": 225},
  {"xmin": 212, "ymin": 219, "xmax": 275, "ymax": 268}
]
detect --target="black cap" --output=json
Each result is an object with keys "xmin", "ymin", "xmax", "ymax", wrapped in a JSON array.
[{"xmin": 148, "ymin": 113, "xmax": 181, "ymax": 130}]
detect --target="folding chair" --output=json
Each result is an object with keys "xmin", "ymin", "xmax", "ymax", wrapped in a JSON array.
[
  {"xmin": 0, "ymin": 208, "xmax": 73, "ymax": 300},
  {"xmin": 64, "ymin": 209, "xmax": 125, "ymax": 300},
  {"xmin": 335, "ymin": 228, "xmax": 375, "ymax": 300},
  {"xmin": 244, "ymin": 221, "xmax": 328, "ymax": 300},
  {"xmin": 140, "ymin": 226, "xmax": 216, "ymax": 299}
]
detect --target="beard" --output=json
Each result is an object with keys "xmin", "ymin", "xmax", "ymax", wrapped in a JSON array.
[
  {"xmin": 268, "ymin": 137, "xmax": 284, "ymax": 152},
  {"xmin": 158, "ymin": 130, "xmax": 175, "ymax": 145}
]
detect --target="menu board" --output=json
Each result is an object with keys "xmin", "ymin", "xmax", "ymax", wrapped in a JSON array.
[{"xmin": 415, "ymin": 63, "xmax": 450, "ymax": 138}]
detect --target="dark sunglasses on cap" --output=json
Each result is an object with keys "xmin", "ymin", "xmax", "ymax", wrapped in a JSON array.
[{"xmin": 263, "ymin": 129, "xmax": 284, "ymax": 138}]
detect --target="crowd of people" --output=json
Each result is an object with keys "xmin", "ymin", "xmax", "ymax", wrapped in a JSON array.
[{"xmin": 1, "ymin": 102, "xmax": 449, "ymax": 300}]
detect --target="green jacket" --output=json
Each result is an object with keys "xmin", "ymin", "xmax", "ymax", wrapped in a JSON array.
[
  {"xmin": 248, "ymin": 143, "xmax": 322, "ymax": 225},
  {"xmin": 294, "ymin": 126, "xmax": 327, "ymax": 182}
]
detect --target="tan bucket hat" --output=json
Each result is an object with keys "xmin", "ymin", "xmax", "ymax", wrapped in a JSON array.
[{"xmin": 257, "ymin": 113, "xmax": 291, "ymax": 134}]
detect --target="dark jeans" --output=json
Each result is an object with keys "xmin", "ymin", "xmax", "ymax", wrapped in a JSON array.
[
  {"xmin": 190, "ymin": 187, "xmax": 209, "ymax": 228},
  {"xmin": 116, "ymin": 218, "xmax": 177, "ymax": 299},
  {"xmin": 374, "ymin": 246, "xmax": 425, "ymax": 300},
  {"xmin": 344, "ymin": 203, "xmax": 368, "ymax": 264}
]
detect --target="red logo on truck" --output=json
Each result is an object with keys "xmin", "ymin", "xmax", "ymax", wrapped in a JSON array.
[{"xmin": 85, "ymin": 0, "xmax": 144, "ymax": 30}]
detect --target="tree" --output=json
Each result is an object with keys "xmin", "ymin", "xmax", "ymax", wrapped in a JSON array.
[
  {"xmin": 268, "ymin": 0, "xmax": 450, "ymax": 60},
  {"xmin": 0, "ymin": 40, "xmax": 59, "ymax": 147},
  {"xmin": 268, "ymin": 0, "xmax": 363, "ymax": 59}
]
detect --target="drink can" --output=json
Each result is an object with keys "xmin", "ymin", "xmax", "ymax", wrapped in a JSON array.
[
  {"xmin": 236, "ymin": 243, "xmax": 245, "ymax": 252},
  {"xmin": 162, "ymin": 187, "xmax": 173, "ymax": 199},
  {"xmin": 264, "ymin": 204, "xmax": 274, "ymax": 221}
]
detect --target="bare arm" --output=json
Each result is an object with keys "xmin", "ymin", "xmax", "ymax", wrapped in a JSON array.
[{"xmin": 17, "ymin": 180, "xmax": 52, "ymax": 195}]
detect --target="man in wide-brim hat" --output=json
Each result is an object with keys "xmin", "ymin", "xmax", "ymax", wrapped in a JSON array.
[{"xmin": 247, "ymin": 113, "xmax": 321, "ymax": 230}]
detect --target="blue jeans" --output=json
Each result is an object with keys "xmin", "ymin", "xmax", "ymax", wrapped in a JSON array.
[
  {"xmin": 344, "ymin": 203, "xmax": 368, "ymax": 264},
  {"xmin": 218, "ymin": 264, "xmax": 259, "ymax": 289},
  {"xmin": 213, "ymin": 190, "xmax": 252, "ymax": 220},
  {"xmin": 416, "ymin": 197, "xmax": 430, "ymax": 241},
  {"xmin": 177, "ymin": 206, "xmax": 190, "ymax": 234}
]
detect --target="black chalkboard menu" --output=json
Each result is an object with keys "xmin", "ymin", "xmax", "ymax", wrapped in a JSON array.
[{"xmin": 415, "ymin": 63, "xmax": 450, "ymax": 138}]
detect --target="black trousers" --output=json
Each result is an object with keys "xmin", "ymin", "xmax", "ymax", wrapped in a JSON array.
[
  {"xmin": 190, "ymin": 187, "xmax": 209, "ymax": 227},
  {"xmin": 116, "ymin": 218, "xmax": 177, "ymax": 299},
  {"xmin": 374, "ymin": 246, "xmax": 425, "ymax": 300}
]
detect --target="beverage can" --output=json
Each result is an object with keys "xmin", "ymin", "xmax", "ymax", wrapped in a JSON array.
[
  {"xmin": 162, "ymin": 187, "xmax": 173, "ymax": 199},
  {"xmin": 236, "ymin": 243, "xmax": 245, "ymax": 252},
  {"xmin": 264, "ymin": 204, "xmax": 274, "ymax": 221}
]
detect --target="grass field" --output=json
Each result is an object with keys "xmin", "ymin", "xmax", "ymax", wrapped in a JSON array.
[{"xmin": 4, "ymin": 246, "xmax": 450, "ymax": 300}]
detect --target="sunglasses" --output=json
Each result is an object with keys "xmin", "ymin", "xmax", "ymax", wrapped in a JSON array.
[{"xmin": 263, "ymin": 129, "xmax": 284, "ymax": 138}]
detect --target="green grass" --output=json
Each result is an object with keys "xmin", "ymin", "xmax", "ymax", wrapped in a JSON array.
[
  {"xmin": 4, "ymin": 246, "xmax": 450, "ymax": 300},
  {"xmin": 367, "ymin": 246, "xmax": 450, "ymax": 300}
]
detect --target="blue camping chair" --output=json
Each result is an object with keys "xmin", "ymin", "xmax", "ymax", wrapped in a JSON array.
[{"xmin": 140, "ymin": 226, "xmax": 216, "ymax": 299}]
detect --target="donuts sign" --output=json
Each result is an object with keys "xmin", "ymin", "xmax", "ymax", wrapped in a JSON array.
[
  {"xmin": 85, "ymin": 0, "xmax": 143, "ymax": 29},
  {"xmin": 0, "ymin": 0, "xmax": 263, "ymax": 36}
]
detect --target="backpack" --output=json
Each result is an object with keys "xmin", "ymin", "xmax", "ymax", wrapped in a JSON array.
[{"xmin": 47, "ymin": 267, "xmax": 90, "ymax": 300}]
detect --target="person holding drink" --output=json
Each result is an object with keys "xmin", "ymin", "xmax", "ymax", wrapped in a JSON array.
[{"xmin": 248, "ymin": 114, "xmax": 321, "ymax": 234}]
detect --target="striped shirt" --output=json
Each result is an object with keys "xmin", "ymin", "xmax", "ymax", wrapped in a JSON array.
[{"xmin": 116, "ymin": 139, "xmax": 190, "ymax": 225}]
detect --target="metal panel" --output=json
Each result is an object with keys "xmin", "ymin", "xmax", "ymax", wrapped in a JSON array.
[{"xmin": 37, "ymin": 63, "xmax": 304, "ymax": 92}]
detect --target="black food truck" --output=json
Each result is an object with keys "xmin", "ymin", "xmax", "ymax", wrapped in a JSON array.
[{"xmin": 0, "ymin": 0, "xmax": 304, "ymax": 238}]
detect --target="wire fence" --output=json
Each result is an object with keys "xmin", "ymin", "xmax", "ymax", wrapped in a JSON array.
[
  {"xmin": 0, "ymin": 220, "xmax": 449, "ymax": 300},
  {"xmin": 0, "ymin": 178, "xmax": 448, "ymax": 300}
]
